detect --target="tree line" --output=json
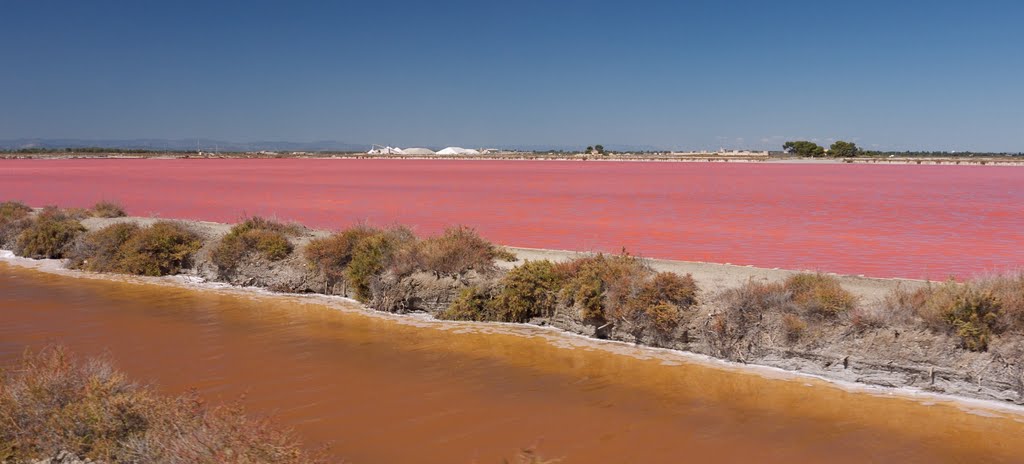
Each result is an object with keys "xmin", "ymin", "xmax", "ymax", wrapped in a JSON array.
[{"xmin": 782, "ymin": 141, "xmax": 1022, "ymax": 158}]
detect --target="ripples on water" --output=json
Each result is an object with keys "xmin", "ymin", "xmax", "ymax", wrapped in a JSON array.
[
  {"xmin": 2, "ymin": 262, "xmax": 1024, "ymax": 463},
  {"xmin": 1, "ymin": 160, "xmax": 1022, "ymax": 279}
]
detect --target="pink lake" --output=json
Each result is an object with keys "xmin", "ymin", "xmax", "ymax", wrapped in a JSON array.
[{"xmin": 1, "ymin": 159, "xmax": 1021, "ymax": 279}]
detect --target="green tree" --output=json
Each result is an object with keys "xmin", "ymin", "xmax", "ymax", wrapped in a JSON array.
[
  {"xmin": 594, "ymin": 144, "xmax": 605, "ymax": 154},
  {"xmin": 585, "ymin": 146, "xmax": 593, "ymax": 153},
  {"xmin": 829, "ymin": 140, "xmax": 860, "ymax": 157},
  {"xmin": 782, "ymin": 141, "xmax": 825, "ymax": 157}
]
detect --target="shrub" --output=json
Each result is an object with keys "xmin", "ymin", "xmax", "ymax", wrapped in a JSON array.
[
  {"xmin": 0, "ymin": 346, "xmax": 324, "ymax": 464},
  {"xmin": 977, "ymin": 273, "xmax": 1024, "ymax": 333},
  {"xmin": 0, "ymin": 200, "xmax": 32, "ymax": 222},
  {"xmin": 65, "ymin": 222, "xmax": 142, "ymax": 271},
  {"xmin": 305, "ymin": 224, "xmax": 381, "ymax": 289},
  {"xmin": 346, "ymin": 229, "xmax": 416, "ymax": 302},
  {"xmin": 0, "ymin": 200, "xmax": 34, "ymax": 247},
  {"xmin": 13, "ymin": 207, "xmax": 85, "ymax": 259},
  {"xmin": 436, "ymin": 286, "xmax": 494, "ymax": 321},
  {"xmin": 556, "ymin": 253, "xmax": 650, "ymax": 323},
  {"xmin": 211, "ymin": 217, "xmax": 295, "ymax": 273},
  {"xmin": 115, "ymin": 221, "xmax": 203, "ymax": 276},
  {"xmin": 417, "ymin": 225, "xmax": 503, "ymax": 278},
  {"xmin": 909, "ymin": 280, "xmax": 1001, "ymax": 351},
  {"xmin": 782, "ymin": 313, "xmax": 808, "ymax": 342},
  {"xmin": 783, "ymin": 273, "xmax": 856, "ymax": 317},
  {"xmin": 490, "ymin": 260, "xmax": 564, "ymax": 322},
  {"xmin": 706, "ymin": 280, "xmax": 792, "ymax": 358},
  {"xmin": 91, "ymin": 200, "xmax": 126, "ymax": 218}
]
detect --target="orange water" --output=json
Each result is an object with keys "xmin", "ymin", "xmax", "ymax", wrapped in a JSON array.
[{"xmin": 1, "ymin": 262, "xmax": 1023, "ymax": 463}]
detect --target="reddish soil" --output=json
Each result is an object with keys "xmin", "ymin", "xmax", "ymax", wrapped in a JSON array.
[{"xmin": 1, "ymin": 159, "xmax": 1021, "ymax": 279}]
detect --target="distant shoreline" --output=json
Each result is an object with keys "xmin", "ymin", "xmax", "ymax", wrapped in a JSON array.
[{"xmin": 3, "ymin": 151, "xmax": 1024, "ymax": 166}]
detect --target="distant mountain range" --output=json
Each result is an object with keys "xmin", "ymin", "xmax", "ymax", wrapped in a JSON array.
[
  {"xmin": 0, "ymin": 138, "xmax": 667, "ymax": 153},
  {"xmin": 0, "ymin": 138, "xmax": 369, "ymax": 152}
]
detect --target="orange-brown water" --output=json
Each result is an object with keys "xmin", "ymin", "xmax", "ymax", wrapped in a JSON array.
[{"xmin": 2, "ymin": 262, "xmax": 1023, "ymax": 463}]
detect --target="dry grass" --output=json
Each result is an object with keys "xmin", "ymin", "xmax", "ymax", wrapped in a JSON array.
[
  {"xmin": 13, "ymin": 207, "xmax": 85, "ymax": 259},
  {"xmin": 0, "ymin": 346, "xmax": 325, "ymax": 464}
]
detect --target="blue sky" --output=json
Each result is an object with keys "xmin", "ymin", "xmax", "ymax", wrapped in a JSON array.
[{"xmin": 2, "ymin": 1, "xmax": 1022, "ymax": 151}]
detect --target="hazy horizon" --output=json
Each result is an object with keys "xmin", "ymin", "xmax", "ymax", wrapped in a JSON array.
[{"xmin": 3, "ymin": 1, "xmax": 1022, "ymax": 152}]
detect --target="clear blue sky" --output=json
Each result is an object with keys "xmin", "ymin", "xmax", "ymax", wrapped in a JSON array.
[{"xmin": 2, "ymin": 0, "xmax": 1022, "ymax": 151}]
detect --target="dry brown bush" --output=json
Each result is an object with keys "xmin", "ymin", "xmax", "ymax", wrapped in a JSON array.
[
  {"xmin": 416, "ymin": 225, "xmax": 503, "ymax": 279},
  {"xmin": 65, "ymin": 222, "xmax": 142, "ymax": 271},
  {"xmin": 211, "ymin": 217, "xmax": 296, "ymax": 274},
  {"xmin": 119, "ymin": 221, "xmax": 202, "ymax": 276},
  {"xmin": 783, "ymin": 273, "xmax": 856, "ymax": 318},
  {"xmin": 555, "ymin": 253, "xmax": 650, "ymax": 323},
  {"xmin": 900, "ymin": 277, "xmax": 1021, "ymax": 351},
  {"xmin": 0, "ymin": 346, "xmax": 325, "ymax": 464},
  {"xmin": 0, "ymin": 200, "xmax": 34, "ymax": 248},
  {"xmin": 304, "ymin": 224, "xmax": 381, "ymax": 291},
  {"xmin": 13, "ymin": 207, "xmax": 85, "ymax": 259},
  {"xmin": 91, "ymin": 200, "xmax": 127, "ymax": 218}
]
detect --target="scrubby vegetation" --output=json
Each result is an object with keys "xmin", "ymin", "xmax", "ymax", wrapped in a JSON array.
[
  {"xmin": 892, "ymin": 275, "xmax": 1024, "ymax": 351},
  {"xmin": 417, "ymin": 225, "xmax": 512, "ymax": 279},
  {"xmin": 784, "ymin": 273, "xmax": 857, "ymax": 317},
  {"xmin": 211, "ymin": 217, "xmax": 297, "ymax": 275},
  {"xmin": 0, "ymin": 200, "xmax": 34, "ymax": 248},
  {"xmin": 90, "ymin": 200, "xmax": 127, "ymax": 218},
  {"xmin": 439, "ymin": 253, "xmax": 699, "ymax": 344},
  {"xmin": 13, "ymin": 207, "xmax": 85, "ymax": 259},
  {"xmin": 707, "ymin": 274, "xmax": 855, "ymax": 359},
  {"xmin": 306, "ymin": 224, "xmax": 510, "ymax": 303},
  {"xmin": 0, "ymin": 346, "xmax": 324, "ymax": 464},
  {"xmin": 67, "ymin": 221, "xmax": 202, "ymax": 276}
]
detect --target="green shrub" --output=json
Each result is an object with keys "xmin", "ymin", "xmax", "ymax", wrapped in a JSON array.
[
  {"xmin": 115, "ymin": 221, "xmax": 202, "ymax": 276},
  {"xmin": 490, "ymin": 260, "xmax": 564, "ymax": 322},
  {"xmin": 13, "ymin": 207, "xmax": 85, "ymax": 259},
  {"xmin": 91, "ymin": 200, "xmax": 126, "ymax": 218},
  {"xmin": 783, "ymin": 273, "xmax": 856, "ymax": 317},
  {"xmin": 211, "ymin": 217, "xmax": 295, "ymax": 274},
  {"xmin": 436, "ymin": 286, "xmax": 494, "ymax": 321},
  {"xmin": 66, "ymin": 222, "xmax": 142, "ymax": 271},
  {"xmin": 0, "ymin": 346, "xmax": 324, "ymax": 464},
  {"xmin": 417, "ymin": 225, "xmax": 503, "ymax": 278}
]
